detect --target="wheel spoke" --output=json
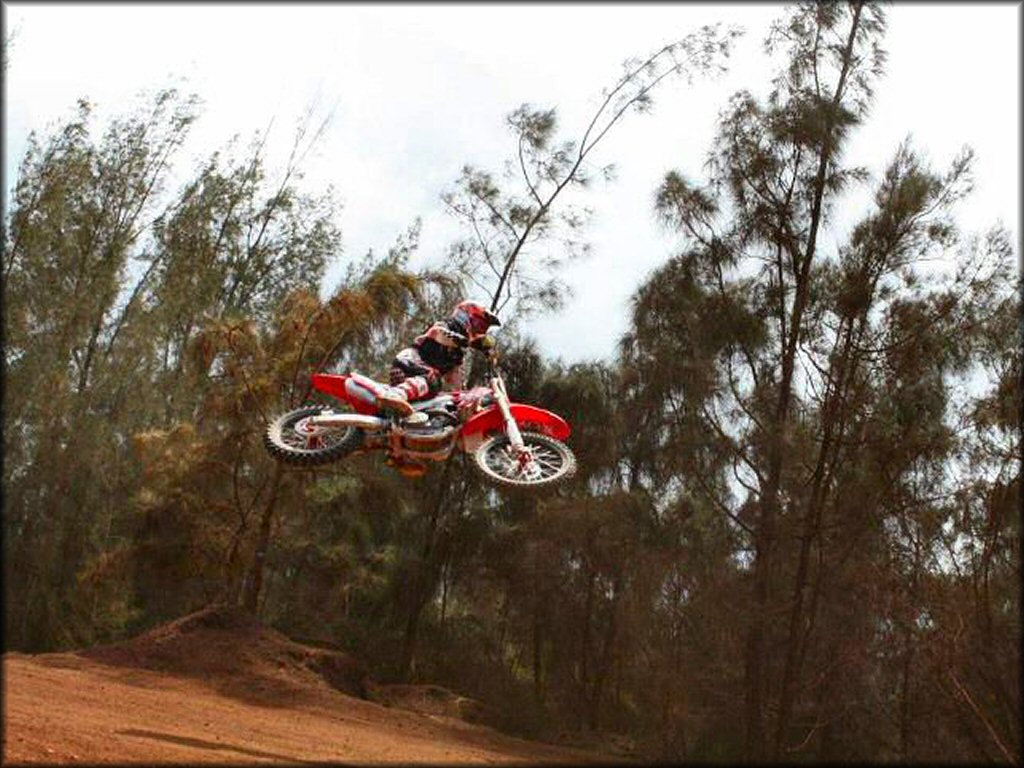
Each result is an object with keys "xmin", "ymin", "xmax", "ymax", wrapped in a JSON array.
[
  {"xmin": 531, "ymin": 452, "xmax": 560, "ymax": 466},
  {"xmin": 265, "ymin": 406, "xmax": 365, "ymax": 466},
  {"xmin": 478, "ymin": 434, "xmax": 572, "ymax": 484},
  {"xmin": 534, "ymin": 462, "xmax": 558, "ymax": 477},
  {"xmin": 286, "ymin": 415, "xmax": 350, "ymax": 452}
]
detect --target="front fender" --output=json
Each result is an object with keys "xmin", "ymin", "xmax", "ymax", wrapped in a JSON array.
[{"xmin": 462, "ymin": 403, "xmax": 571, "ymax": 443}]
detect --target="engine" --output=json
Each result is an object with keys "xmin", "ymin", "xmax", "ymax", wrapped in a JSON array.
[{"xmin": 399, "ymin": 411, "xmax": 459, "ymax": 458}]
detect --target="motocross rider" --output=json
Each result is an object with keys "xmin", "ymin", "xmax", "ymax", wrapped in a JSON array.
[{"xmin": 375, "ymin": 300, "xmax": 501, "ymax": 417}]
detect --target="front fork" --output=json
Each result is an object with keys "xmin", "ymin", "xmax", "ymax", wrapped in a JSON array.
[{"xmin": 491, "ymin": 375, "xmax": 528, "ymax": 455}]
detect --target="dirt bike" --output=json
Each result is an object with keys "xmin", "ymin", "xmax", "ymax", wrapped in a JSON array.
[{"xmin": 263, "ymin": 345, "xmax": 577, "ymax": 491}]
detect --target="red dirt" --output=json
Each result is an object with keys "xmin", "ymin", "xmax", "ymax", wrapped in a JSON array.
[{"xmin": 2, "ymin": 606, "xmax": 612, "ymax": 765}]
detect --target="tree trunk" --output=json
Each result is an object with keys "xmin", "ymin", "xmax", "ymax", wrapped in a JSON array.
[
  {"xmin": 579, "ymin": 567, "xmax": 596, "ymax": 728},
  {"xmin": 589, "ymin": 571, "xmax": 622, "ymax": 730},
  {"xmin": 900, "ymin": 623, "xmax": 916, "ymax": 760},
  {"xmin": 399, "ymin": 462, "xmax": 457, "ymax": 679},
  {"xmin": 400, "ymin": 597, "xmax": 423, "ymax": 680},
  {"xmin": 241, "ymin": 463, "xmax": 283, "ymax": 613},
  {"xmin": 744, "ymin": 7, "xmax": 865, "ymax": 758},
  {"xmin": 533, "ymin": 595, "xmax": 544, "ymax": 702},
  {"xmin": 774, "ymin": 314, "xmax": 860, "ymax": 756}
]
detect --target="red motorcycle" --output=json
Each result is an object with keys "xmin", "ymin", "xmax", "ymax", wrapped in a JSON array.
[{"xmin": 263, "ymin": 345, "xmax": 576, "ymax": 491}]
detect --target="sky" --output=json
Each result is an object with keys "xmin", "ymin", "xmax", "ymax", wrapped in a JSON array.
[{"xmin": 3, "ymin": 2, "xmax": 1020, "ymax": 363}]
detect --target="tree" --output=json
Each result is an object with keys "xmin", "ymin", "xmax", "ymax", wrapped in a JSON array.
[
  {"xmin": 144, "ymin": 246, "xmax": 432, "ymax": 616},
  {"xmin": 383, "ymin": 24, "xmax": 747, "ymax": 694},
  {"xmin": 441, "ymin": 24, "xmax": 742, "ymax": 319},
  {"xmin": 4, "ymin": 8, "xmax": 1015, "ymax": 761},
  {"xmin": 2, "ymin": 90, "xmax": 349, "ymax": 645},
  {"xmin": 639, "ymin": 1, "xmax": 1017, "ymax": 760},
  {"xmin": 3, "ymin": 90, "xmax": 200, "ymax": 649}
]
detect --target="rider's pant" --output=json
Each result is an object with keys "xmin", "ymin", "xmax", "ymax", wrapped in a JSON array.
[{"xmin": 389, "ymin": 347, "xmax": 441, "ymax": 402}]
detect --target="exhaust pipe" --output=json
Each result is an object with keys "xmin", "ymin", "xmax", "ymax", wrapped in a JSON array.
[{"xmin": 306, "ymin": 412, "xmax": 388, "ymax": 430}]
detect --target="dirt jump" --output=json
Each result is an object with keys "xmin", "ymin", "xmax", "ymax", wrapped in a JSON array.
[{"xmin": 2, "ymin": 606, "xmax": 614, "ymax": 764}]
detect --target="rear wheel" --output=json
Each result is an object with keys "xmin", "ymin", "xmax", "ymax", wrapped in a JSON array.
[
  {"xmin": 264, "ymin": 406, "xmax": 364, "ymax": 467},
  {"xmin": 473, "ymin": 432, "xmax": 576, "ymax": 492}
]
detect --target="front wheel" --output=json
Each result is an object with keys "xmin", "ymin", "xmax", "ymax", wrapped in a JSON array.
[
  {"xmin": 473, "ymin": 432, "xmax": 576, "ymax": 492},
  {"xmin": 264, "ymin": 406, "xmax": 364, "ymax": 467}
]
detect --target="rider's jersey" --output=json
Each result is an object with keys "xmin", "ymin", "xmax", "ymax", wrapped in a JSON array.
[{"xmin": 413, "ymin": 318, "xmax": 468, "ymax": 374}]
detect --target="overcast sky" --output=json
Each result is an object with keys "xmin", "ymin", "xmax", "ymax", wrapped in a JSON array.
[{"xmin": 3, "ymin": 3, "xmax": 1020, "ymax": 363}]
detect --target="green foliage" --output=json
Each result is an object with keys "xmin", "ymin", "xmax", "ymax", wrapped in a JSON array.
[
  {"xmin": 3, "ymin": 6, "xmax": 1017, "ymax": 764},
  {"xmin": 638, "ymin": 2, "xmax": 1019, "ymax": 761},
  {"xmin": 442, "ymin": 24, "xmax": 742, "ymax": 317},
  {"xmin": 4, "ymin": 89, "xmax": 202, "ymax": 649}
]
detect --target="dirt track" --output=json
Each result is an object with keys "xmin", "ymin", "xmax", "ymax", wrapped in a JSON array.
[{"xmin": 2, "ymin": 608, "xmax": 613, "ymax": 765}]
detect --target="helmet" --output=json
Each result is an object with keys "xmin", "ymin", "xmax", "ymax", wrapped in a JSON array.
[{"xmin": 451, "ymin": 300, "xmax": 500, "ymax": 341}]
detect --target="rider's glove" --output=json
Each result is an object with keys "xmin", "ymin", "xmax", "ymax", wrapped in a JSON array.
[{"xmin": 470, "ymin": 334, "xmax": 496, "ymax": 351}]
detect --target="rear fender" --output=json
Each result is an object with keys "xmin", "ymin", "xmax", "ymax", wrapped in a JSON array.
[
  {"xmin": 310, "ymin": 373, "xmax": 379, "ymax": 415},
  {"xmin": 460, "ymin": 403, "xmax": 570, "ymax": 452}
]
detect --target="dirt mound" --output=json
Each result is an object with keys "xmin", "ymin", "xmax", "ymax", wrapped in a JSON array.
[
  {"xmin": 79, "ymin": 603, "xmax": 368, "ymax": 706},
  {"xmin": 5, "ymin": 606, "xmax": 612, "ymax": 763},
  {"xmin": 365, "ymin": 680, "xmax": 486, "ymax": 723}
]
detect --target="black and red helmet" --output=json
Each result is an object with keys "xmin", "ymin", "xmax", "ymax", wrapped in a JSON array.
[{"xmin": 451, "ymin": 300, "xmax": 500, "ymax": 341}]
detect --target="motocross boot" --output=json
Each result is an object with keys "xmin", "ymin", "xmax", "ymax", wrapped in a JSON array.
[
  {"xmin": 376, "ymin": 386, "xmax": 414, "ymax": 417},
  {"xmin": 376, "ymin": 376, "xmax": 430, "ymax": 418}
]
